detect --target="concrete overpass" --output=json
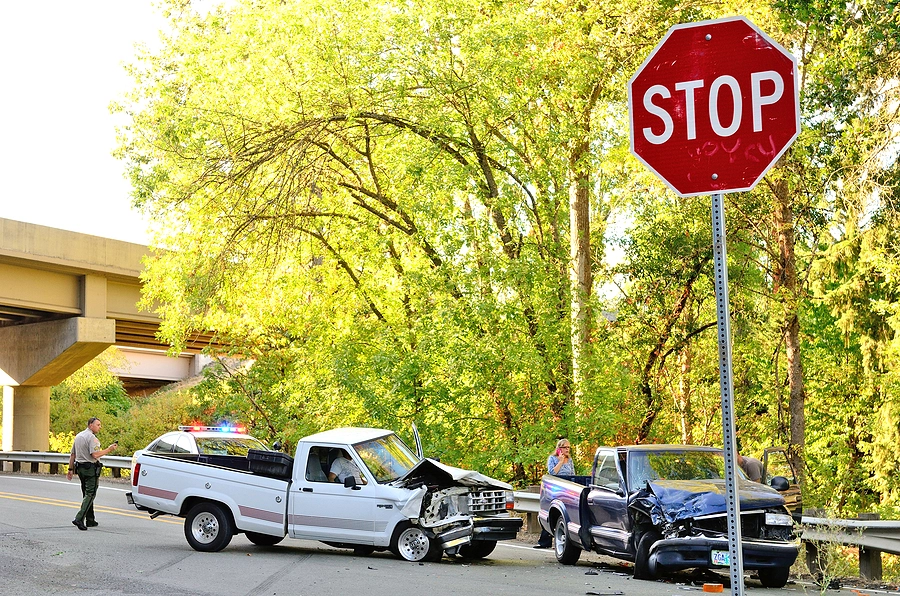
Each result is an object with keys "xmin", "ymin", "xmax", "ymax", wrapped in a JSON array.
[{"xmin": 0, "ymin": 218, "xmax": 213, "ymax": 451}]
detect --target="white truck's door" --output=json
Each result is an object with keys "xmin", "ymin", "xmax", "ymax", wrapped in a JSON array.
[{"xmin": 288, "ymin": 444, "xmax": 377, "ymax": 544}]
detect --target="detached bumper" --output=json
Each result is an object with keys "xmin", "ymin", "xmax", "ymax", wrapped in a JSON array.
[
  {"xmin": 650, "ymin": 536, "xmax": 798, "ymax": 572},
  {"xmin": 472, "ymin": 515, "xmax": 523, "ymax": 541},
  {"xmin": 433, "ymin": 515, "xmax": 522, "ymax": 549}
]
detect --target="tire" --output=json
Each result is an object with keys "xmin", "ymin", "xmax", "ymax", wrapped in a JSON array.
[
  {"xmin": 353, "ymin": 546, "xmax": 376, "ymax": 556},
  {"xmin": 633, "ymin": 530, "xmax": 661, "ymax": 580},
  {"xmin": 245, "ymin": 531, "xmax": 285, "ymax": 547},
  {"xmin": 390, "ymin": 522, "xmax": 442, "ymax": 562},
  {"xmin": 758, "ymin": 566, "xmax": 791, "ymax": 588},
  {"xmin": 554, "ymin": 516, "xmax": 581, "ymax": 565},
  {"xmin": 184, "ymin": 502, "xmax": 234, "ymax": 552},
  {"xmin": 457, "ymin": 540, "xmax": 497, "ymax": 559}
]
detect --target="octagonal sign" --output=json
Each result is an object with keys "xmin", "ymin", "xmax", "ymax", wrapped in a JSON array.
[{"xmin": 629, "ymin": 16, "xmax": 799, "ymax": 197}]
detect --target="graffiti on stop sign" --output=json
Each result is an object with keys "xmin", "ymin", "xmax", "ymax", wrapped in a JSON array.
[{"xmin": 687, "ymin": 135, "xmax": 781, "ymax": 167}]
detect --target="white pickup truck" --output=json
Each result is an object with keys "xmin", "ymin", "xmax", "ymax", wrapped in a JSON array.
[{"xmin": 126, "ymin": 427, "xmax": 522, "ymax": 562}]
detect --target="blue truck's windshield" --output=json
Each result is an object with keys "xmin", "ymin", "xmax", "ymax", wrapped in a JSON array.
[
  {"xmin": 628, "ymin": 450, "xmax": 745, "ymax": 491},
  {"xmin": 354, "ymin": 434, "xmax": 420, "ymax": 483}
]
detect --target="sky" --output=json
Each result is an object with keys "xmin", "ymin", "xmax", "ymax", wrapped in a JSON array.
[{"xmin": 0, "ymin": 2, "xmax": 167, "ymax": 245}]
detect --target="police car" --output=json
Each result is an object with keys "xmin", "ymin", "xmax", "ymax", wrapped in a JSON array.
[
  {"xmin": 143, "ymin": 425, "xmax": 269, "ymax": 456},
  {"xmin": 131, "ymin": 425, "xmax": 270, "ymax": 476}
]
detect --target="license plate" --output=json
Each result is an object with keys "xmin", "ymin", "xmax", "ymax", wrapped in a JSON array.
[{"xmin": 711, "ymin": 550, "xmax": 731, "ymax": 566}]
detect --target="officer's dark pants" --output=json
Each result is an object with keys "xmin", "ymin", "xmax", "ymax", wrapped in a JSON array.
[
  {"xmin": 75, "ymin": 466, "xmax": 99, "ymax": 524},
  {"xmin": 537, "ymin": 527, "xmax": 552, "ymax": 547}
]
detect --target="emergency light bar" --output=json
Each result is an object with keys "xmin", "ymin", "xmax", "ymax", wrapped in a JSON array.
[{"xmin": 178, "ymin": 424, "xmax": 247, "ymax": 434}]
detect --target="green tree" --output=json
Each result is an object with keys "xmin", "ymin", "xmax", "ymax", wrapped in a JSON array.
[{"xmin": 116, "ymin": 0, "xmax": 698, "ymax": 480}]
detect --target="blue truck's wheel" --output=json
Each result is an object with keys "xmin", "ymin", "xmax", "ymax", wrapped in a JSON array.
[
  {"xmin": 633, "ymin": 531, "xmax": 660, "ymax": 580},
  {"xmin": 554, "ymin": 516, "xmax": 581, "ymax": 565},
  {"xmin": 184, "ymin": 502, "xmax": 234, "ymax": 552},
  {"xmin": 757, "ymin": 566, "xmax": 790, "ymax": 588},
  {"xmin": 245, "ymin": 531, "xmax": 285, "ymax": 547}
]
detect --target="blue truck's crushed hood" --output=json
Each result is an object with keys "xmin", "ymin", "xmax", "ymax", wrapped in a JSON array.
[{"xmin": 631, "ymin": 478, "xmax": 786, "ymax": 525}]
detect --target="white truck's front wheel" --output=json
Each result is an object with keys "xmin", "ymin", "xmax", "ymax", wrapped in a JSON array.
[
  {"xmin": 391, "ymin": 523, "xmax": 442, "ymax": 562},
  {"xmin": 184, "ymin": 502, "xmax": 234, "ymax": 552}
]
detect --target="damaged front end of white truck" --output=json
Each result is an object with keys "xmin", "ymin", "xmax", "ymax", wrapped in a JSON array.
[{"xmin": 351, "ymin": 430, "xmax": 522, "ymax": 561}]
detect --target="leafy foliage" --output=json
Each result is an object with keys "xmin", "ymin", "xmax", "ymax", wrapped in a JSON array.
[{"xmin": 91, "ymin": 0, "xmax": 900, "ymax": 511}]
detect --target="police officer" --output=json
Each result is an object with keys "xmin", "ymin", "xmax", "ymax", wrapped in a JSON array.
[{"xmin": 67, "ymin": 417, "xmax": 118, "ymax": 530}]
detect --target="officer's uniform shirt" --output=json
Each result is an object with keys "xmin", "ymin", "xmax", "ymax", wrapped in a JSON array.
[{"xmin": 72, "ymin": 428, "xmax": 101, "ymax": 464}]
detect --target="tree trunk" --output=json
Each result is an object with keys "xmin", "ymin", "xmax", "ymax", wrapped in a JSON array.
[
  {"xmin": 568, "ymin": 84, "xmax": 601, "ymax": 400},
  {"xmin": 773, "ymin": 178, "xmax": 806, "ymax": 484},
  {"xmin": 569, "ymin": 145, "xmax": 592, "ymax": 398}
]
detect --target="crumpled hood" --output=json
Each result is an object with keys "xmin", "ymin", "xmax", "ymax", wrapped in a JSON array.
[
  {"xmin": 400, "ymin": 458, "xmax": 512, "ymax": 490},
  {"xmin": 631, "ymin": 478, "xmax": 786, "ymax": 525}
]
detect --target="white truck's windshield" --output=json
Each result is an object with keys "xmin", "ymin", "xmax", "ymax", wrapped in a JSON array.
[{"xmin": 354, "ymin": 434, "xmax": 420, "ymax": 483}]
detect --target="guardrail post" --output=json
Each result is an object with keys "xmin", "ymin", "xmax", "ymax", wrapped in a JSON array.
[
  {"xmin": 857, "ymin": 513, "xmax": 882, "ymax": 581},
  {"xmin": 49, "ymin": 463, "xmax": 59, "ymax": 474},
  {"xmin": 803, "ymin": 507, "xmax": 826, "ymax": 578},
  {"xmin": 524, "ymin": 485, "xmax": 540, "ymax": 534}
]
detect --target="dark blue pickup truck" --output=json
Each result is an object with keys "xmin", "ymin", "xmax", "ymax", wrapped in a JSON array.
[{"xmin": 539, "ymin": 445, "xmax": 799, "ymax": 588}]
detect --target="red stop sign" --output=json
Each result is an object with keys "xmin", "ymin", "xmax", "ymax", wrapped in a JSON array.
[{"xmin": 629, "ymin": 17, "xmax": 799, "ymax": 197}]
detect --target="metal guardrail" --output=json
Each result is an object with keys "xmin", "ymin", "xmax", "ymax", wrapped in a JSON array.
[
  {"xmin": 800, "ymin": 514, "xmax": 900, "ymax": 581},
  {"xmin": 5, "ymin": 451, "xmax": 895, "ymax": 578},
  {"xmin": 513, "ymin": 491, "xmax": 539, "ymax": 513},
  {"xmin": 0, "ymin": 451, "xmax": 132, "ymax": 477},
  {"xmin": 801, "ymin": 515, "xmax": 900, "ymax": 554}
]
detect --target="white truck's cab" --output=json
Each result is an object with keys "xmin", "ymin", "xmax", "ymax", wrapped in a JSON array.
[{"xmin": 127, "ymin": 427, "xmax": 521, "ymax": 562}]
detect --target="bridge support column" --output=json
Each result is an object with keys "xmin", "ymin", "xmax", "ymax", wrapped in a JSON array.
[
  {"xmin": 0, "ymin": 317, "xmax": 114, "ymax": 452},
  {"xmin": 1, "ymin": 386, "xmax": 51, "ymax": 451}
]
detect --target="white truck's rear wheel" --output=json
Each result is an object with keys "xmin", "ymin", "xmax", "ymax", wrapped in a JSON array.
[{"xmin": 184, "ymin": 502, "xmax": 234, "ymax": 552}]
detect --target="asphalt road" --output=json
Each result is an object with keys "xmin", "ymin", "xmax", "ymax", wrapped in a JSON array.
[{"xmin": 0, "ymin": 473, "xmax": 853, "ymax": 596}]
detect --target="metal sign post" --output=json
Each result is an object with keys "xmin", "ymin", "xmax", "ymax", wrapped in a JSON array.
[
  {"xmin": 711, "ymin": 192, "xmax": 744, "ymax": 596},
  {"xmin": 628, "ymin": 18, "xmax": 801, "ymax": 596}
]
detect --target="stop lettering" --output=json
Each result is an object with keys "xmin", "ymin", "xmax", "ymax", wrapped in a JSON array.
[{"xmin": 628, "ymin": 17, "xmax": 800, "ymax": 197}]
